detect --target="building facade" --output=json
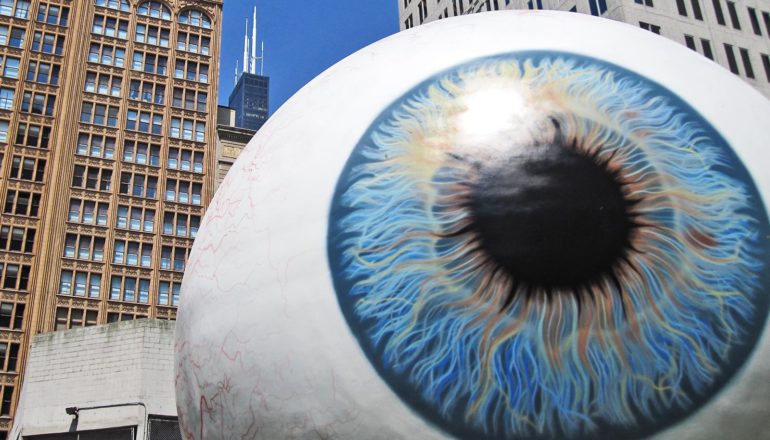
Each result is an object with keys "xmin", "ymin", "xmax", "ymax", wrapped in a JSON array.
[
  {"xmin": 10, "ymin": 319, "xmax": 178, "ymax": 440},
  {"xmin": 0, "ymin": 0, "xmax": 223, "ymax": 436},
  {"xmin": 227, "ymin": 72, "xmax": 269, "ymax": 131},
  {"xmin": 215, "ymin": 105, "xmax": 255, "ymax": 190},
  {"xmin": 399, "ymin": 0, "xmax": 770, "ymax": 98}
]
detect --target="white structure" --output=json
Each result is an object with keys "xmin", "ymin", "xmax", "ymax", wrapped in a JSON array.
[
  {"xmin": 399, "ymin": 0, "xmax": 770, "ymax": 98},
  {"xmin": 236, "ymin": 5, "xmax": 264, "ymax": 81},
  {"xmin": 10, "ymin": 320, "xmax": 177, "ymax": 440},
  {"xmin": 176, "ymin": 11, "xmax": 770, "ymax": 440}
]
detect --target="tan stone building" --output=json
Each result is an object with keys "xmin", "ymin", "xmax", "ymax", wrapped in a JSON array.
[
  {"xmin": 215, "ymin": 105, "xmax": 254, "ymax": 190},
  {"xmin": 0, "ymin": 0, "xmax": 223, "ymax": 436},
  {"xmin": 399, "ymin": 0, "xmax": 770, "ymax": 98}
]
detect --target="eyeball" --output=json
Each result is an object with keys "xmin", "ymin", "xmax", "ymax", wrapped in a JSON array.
[{"xmin": 175, "ymin": 11, "xmax": 770, "ymax": 440}]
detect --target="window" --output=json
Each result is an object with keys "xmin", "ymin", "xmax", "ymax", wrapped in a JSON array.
[
  {"xmin": 20, "ymin": 91, "xmax": 56, "ymax": 116},
  {"xmin": 0, "ymin": 302, "xmax": 24, "ymax": 329},
  {"xmin": 125, "ymin": 110, "xmax": 163, "ymax": 135},
  {"xmin": 110, "ymin": 275, "xmax": 150, "ymax": 303},
  {"xmin": 174, "ymin": 59, "xmax": 209, "ymax": 83},
  {"xmin": 0, "ymin": 342, "xmax": 19, "ymax": 372},
  {"xmin": 179, "ymin": 9, "xmax": 211, "ymax": 28},
  {"xmin": 0, "ymin": 263, "xmax": 31, "ymax": 290},
  {"xmin": 129, "ymin": 79, "xmax": 165, "ymax": 104},
  {"xmin": 119, "ymin": 172, "xmax": 158, "ymax": 199},
  {"xmin": 36, "ymin": 3, "xmax": 69, "ymax": 26},
  {"xmin": 739, "ymin": 48, "xmax": 754, "ymax": 79},
  {"xmin": 0, "ymin": 0, "xmax": 30, "ymax": 18},
  {"xmin": 106, "ymin": 311, "xmax": 147, "ymax": 323},
  {"xmin": 589, "ymin": 0, "xmax": 607, "ymax": 15},
  {"xmin": 95, "ymin": 0, "xmax": 130, "ymax": 12},
  {"xmin": 88, "ymin": 43, "xmax": 125, "ymax": 68},
  {"xmin": 137, "ymin": 1, "xmax": 171, "ymax": 20},
  {"xmin": 1, "ymin": 56, "xmax": 20, "ymax": 79},
  {"xmin": 80, "ymin": 102, "xmax": 119, "ymax": 127},
  {"xmin": 31, "ymin": 31, "xmax": 64, "ymax": 55},
  {"xmin": 177, "ymin": 31, "xmax": 210, "ymax": 55},
  {"xmin": 71, "ymin": 165, "xmax": 112, "ymax": 191},
  {"xmin": 726, "ymin": 1, "xmax": 740, "ymax": 29},
  {"xmin": 59, "ymin": 270, "xmax": 101, "ymax": 298},
  {"xmin": 169, "ymin": 117, "xmax": 205, "ymax": 142},
  {"xmin": 685, "ymin": 35, "xmax": 696, "ymax": 51},
  {"xmin": 404, "ymin": 14, "xmax": 413, "ymax": 29},
  {"xmin": 9, "ymin": 156, "xmax": 45, "ymax": 182},
  {"xmin": 132, "ymin": 51, "xmax": 168, "ymax": 75},
  {"xmin": 123, "ymin": 140, "xmax": 161, "ymax": 166},
  {"xmin": 76, "ymin": 133, "xmax": 115, "ymax": 159},
  {"xmin": 63, "ymin": 233, "xmax": 105, "ymax": 262},
  {"xmin": 84, "ymin": 72, "xmax": 122, "ymax": 97},
  {"xmin": 0, "ymin": 226, "xmax": 35, "ymax": 252},
  {"xmin": 762, "ymin": 54, "xmax": 770, "ymax": 82},
  {"xmin": 158, "ymin": 280, "xmax": 181, "ymax": 306},
  {"xmin": 92, "ymin": 14, "xmax": 129, "ymax": 39},
  {"xmin": 724, "ymin": 43, "xmax": 739, "ymax": 74},
  {"xmin": 135, "ymin": 23, "xmax": 170, "ymax": 47},
  {"xmin": 116, "ymin": 205, "xmax": 155, "ymax": 232},
  {"xmin": 676, "ymin": 0, "xmax": 687, "ymax": 16},
  {"xmin": 639, "ymin": 22, "xmax": 661, "ymax": 34},
  {"xmin": 4, "ymin": 190, "xmax": 40, "ymax": 217},
  {"xmin": 634, "ymin": 0, "xmax": 653, "ymax": 6},
  {"xmin": 172, "ymin": 88, "xmax": 207, "ymax": 112},
  {"xmin": 26, "ymin": 60, "xmax": 60, "ymax": 85},
  {"xmin": 168, "ymin": 147, "xmax": 204, "ymax": 173},
  {"xmin": 160, "ymin": 246, "xmax": 188, "ymax": 272},
  {"xmin": 15, "ymin": 123, "xmax": 51, "ymax": 148},
  {"xmin": 701, "ymin": 39, "xmax": 714, "ymax": 60},
  {"xmin": 2, "ymin": 27, "xmax": 24, "ymax": 48},
  {"xmin": 0, "ymin": 120, "xmax": 8, "ymax": 143},
  {"xmin": 55, "ymin": 307, "xmax": 98, "ymax": 330},
  {"xmin": 163, "ymin": 211, "xmax": 200, "ymax": 238},
  {"xmin": 713, "ymin": 0, "xmax": 726, "ymax": 25},
  {"xmin": 764, "ymin": 12, "xmax": 770, "ymax": 37},
  {"xmin": 165, "ymin": 178, "xmax": 202, "ymax": 205},
  {"xmin": 112, "ymin": 239, "xmax": 152, "ymax": 267},
  {"xmin": 68, "ymin": 199, "xmax": 109, "ymax": 226},
  {"xmin": 748, "ymin": 7, "xmax": 762, "ymax": 35},
  {"xmin": 0, "ymin": 88, "xmax": 13, "ymax": 110},
  {"xmin": 689, "ymin": 0, "xmax": 703, "ymax": 20}
]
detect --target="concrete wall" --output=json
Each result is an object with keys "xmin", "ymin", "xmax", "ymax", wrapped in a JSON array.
[{"xmin": 9, "ymin": 320, "xmax": 176, "ymax": 439}]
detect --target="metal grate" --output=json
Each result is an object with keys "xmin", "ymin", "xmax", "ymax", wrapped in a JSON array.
[
  {"xmin": 148, "ymin": 417, "xmax": 181, "ymax": 440},
  {"xmin": 29, "ymin": 427, "xmax": 133, "ymax": 440}
]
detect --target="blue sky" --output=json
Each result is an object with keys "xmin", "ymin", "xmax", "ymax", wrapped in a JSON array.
[{"xmin": 218, "ymin": 2, "xmax": 400, "ymax": 114}]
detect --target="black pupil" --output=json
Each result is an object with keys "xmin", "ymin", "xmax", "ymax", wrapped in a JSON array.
[{"xmin": 469, "ymin": 142, "xmax": 634, "ymax": 292}]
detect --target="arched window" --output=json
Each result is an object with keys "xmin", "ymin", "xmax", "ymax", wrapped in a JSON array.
[
  {"xmin": 137, "ymin": 1, "xmax": 171, "ymax": 21},
  {"xmin": 94, "ymin": 0, "xmax": 130, "ymax": 12},
  {"xmin": 179, "ymin": 9, "xmax": 211, "ymax": 29}
]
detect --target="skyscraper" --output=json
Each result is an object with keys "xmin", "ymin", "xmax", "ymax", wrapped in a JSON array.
[
  {"xmin": 399, "ymin": 0, "xmax": 770, "ymax": 99},
  {"xmin": 228, "ymin": 6, "xmax": 269, "ymax": 131},
  {"xmin": 0, "ymin": 0, "xmax": 223, "ymax": 435}
]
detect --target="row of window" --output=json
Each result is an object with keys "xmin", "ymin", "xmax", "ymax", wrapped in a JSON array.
[
  {"xmin": 93, "ymin": 18, "xmax": 211, "ymax": 56},
  {"xmin": 0, "ymin": 262, "xmax": 30, "ymax": 291},
  {"xmin": 88, "ymin": 43, "xmax": 211, "ymax": 83},
  {"xmin": 63, "ymin": 233, "xmax": 192, "ymax": 270},
  {"xmin": 0, "ymin": 56, "xmax": 61, "ymax": 85},
  {"xmin": 88, "ymin": 73, "xmax": 209, "ymax": 111},
  {"xmin": 70, "ymin": 168, "xmax": 203, "ymax": 204},
  {"xmin": 54, "ymin": 306, "xmax": 163, "ymax": 332},
  {"xmin": 77, "ymin": 135, "xmax": 205, "ymax": 172},
  {"xmin": 0, "ymin": 1, "xmax": 69, "ymax": 26},
  {"xmin": 70, "ymin": 201, "xmax": 201, "ymax": 236},
  {"xmin": 0, "ymin": 88, "xmax": 56, "ymax": 116},
  {"xmin": 0, "ymin": 121, "xmax": 51, "ymax": 148},
  {"xmin": 80, "ymin": 103, "xmax": 207, "ymax": 140}
]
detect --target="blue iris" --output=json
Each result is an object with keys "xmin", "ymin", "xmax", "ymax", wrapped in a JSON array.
[{"xmin": 327, "ymin": 52, "xmax": 770, "ymax": 440}]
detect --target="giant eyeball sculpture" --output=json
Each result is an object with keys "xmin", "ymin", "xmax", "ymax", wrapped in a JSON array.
[{"xmin": 175, "ymin": 11, "xmax": 770, "ymax": 440}]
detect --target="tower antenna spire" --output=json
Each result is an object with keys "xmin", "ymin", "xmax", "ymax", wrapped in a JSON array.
[
  {"xmin": 251, "ymin": 6, "xmax": 258, "ymax": 74},
  {"xmin": 243, "ymin": 19, "xmax": 249, "ymax": 77}
]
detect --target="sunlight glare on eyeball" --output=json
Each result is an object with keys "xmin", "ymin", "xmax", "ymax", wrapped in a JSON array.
[{"xmin": 175, "ymin": 11, "xmax": 770, "ymax": 440}]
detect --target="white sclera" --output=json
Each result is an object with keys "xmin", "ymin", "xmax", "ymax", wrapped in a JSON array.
[{"xmin": 175, "ymin": 11, "xmax": 770, "ymax": 439}]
